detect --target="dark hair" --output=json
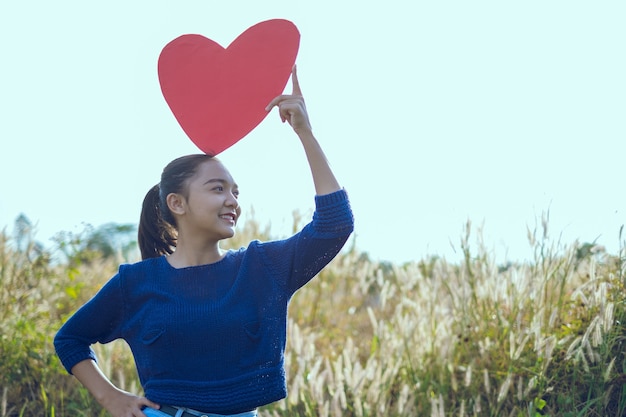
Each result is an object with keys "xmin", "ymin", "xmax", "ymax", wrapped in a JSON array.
[{"xmin": 138, "ymin": 154, "xmax": 215, "ymax": 259}]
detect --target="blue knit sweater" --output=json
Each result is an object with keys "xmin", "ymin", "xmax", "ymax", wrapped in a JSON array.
[{"xmin": 54, "ymin": 190, "xmax": 353, "ymax": 414}]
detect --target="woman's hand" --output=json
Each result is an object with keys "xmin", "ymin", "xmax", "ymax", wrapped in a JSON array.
[
  {"xmin": 71, "ymin": 359, "xmax": 160, "ymax": 417},
  {"xmin": 265, "ymin": 65, "xmax": 312, "ymax": 135},
  {"xmin": 100, "ymin": 388, "xmax": 161, "ymax": 417}
]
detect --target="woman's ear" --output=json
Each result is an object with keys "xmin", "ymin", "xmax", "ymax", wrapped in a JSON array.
[{"xmin": 166, "ymin": 193, "xmax": 186, "ymax": 216}]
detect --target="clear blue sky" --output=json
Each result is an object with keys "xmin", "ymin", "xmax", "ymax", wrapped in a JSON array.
[{"xmin": 1, "ymin": 1, "xmax": 624, "ymax": 264}]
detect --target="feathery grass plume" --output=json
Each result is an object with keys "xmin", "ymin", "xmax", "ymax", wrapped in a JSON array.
[{"xmin": 496, "ymin": 373, "xmax": 512, "ymax": 404}]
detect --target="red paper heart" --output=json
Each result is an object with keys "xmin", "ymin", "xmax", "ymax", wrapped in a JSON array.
[{"xmin": 158, "ymin": 19, "xmax": 300, "ymax": 155}]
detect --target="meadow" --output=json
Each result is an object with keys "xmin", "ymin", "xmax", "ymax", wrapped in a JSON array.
[{"xmin": 0, "ymin": 214, "xmax": 624, "ymax": 417}]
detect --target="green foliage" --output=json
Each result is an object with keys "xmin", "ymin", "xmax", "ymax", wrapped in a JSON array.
[
  {"xmin": 0, "ymin": 214, "xmax": 624, "ymax": 416},
  {"xmin": 0, "ymin": 216, "xmax": 124, "ymax": 416},
  {"xmin": 52, "ymin": 222, "xmax": 138, "ymax": 267}
]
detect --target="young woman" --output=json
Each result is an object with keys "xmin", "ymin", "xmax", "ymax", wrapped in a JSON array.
[{"xmin": 54, "ymin": 67, "xmax": 354, "ymax": 417}]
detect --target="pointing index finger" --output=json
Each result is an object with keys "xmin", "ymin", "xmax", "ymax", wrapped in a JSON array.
[{"xmin": 291, "ymin": 65, "xmax": 302, "ymax": 96}]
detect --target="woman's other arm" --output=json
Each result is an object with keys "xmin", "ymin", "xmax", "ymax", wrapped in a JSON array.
[{"xmin": 71, "ymin": 359, "xmax": 160, "ymax": 417}]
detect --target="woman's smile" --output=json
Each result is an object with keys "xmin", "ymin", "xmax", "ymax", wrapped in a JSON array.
[{"xmin": 219, "ymin": 212, "xmax": 237, "ymax": 226}]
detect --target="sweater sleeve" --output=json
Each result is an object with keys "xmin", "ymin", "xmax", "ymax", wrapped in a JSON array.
[
  {"xmin": 260, "ymin": 189, "xmax": 354, "ymax": 294},
  {"xmin": 54, "ymin": 273, "xmax": 126, "ymax": 374}
]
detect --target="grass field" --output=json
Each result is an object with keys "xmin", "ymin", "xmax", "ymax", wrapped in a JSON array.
[{"xmin": 1, "ymin": 216, "xmax": 624, "ymax": 416}]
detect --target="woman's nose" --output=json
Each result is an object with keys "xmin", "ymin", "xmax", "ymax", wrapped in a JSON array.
[{"xmin": 226, "ymin": 192, "xmax": 239, "ymax": 207}]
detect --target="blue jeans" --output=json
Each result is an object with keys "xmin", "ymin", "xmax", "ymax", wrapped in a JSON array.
[{"xmin": 143, "ymin": 407, "xmax": 257, "ymax": 417}]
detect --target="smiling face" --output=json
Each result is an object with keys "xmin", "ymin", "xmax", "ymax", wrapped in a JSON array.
[{"xmin": 168, "ymin": 159, "xmax": 241, "ymax": 242}]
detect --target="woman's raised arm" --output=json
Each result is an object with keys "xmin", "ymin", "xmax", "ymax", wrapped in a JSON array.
[{"xmin": 265, "ymin": 66, "xmax": 341, "ymax": 196}]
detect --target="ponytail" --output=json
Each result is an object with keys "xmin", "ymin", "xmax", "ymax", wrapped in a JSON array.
[{"xmin": 138, "ymin": 184, "xmax": 177, "ymax": 260}]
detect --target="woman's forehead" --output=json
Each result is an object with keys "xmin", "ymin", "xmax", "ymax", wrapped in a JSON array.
[{"xmin": 196, "ymin": 159, "xmax": 237, "ymax": 185}]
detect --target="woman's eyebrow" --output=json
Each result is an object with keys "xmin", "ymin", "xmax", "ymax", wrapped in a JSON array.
[{"xmin": 203, "ymin": 178, "xmax": 238, "ymax": 188}]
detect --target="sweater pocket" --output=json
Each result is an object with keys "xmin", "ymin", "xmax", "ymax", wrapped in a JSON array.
[
  {"xmin": 243, "ymin": 320, "xmax": 261, "ymax": 341},
  {"xmin": 238, "ymin": 320, "xmax": 263, "ymax": 370},
  {"xmin": 141, "ymin": 327, "xmax": 165, "ymax": 345}
]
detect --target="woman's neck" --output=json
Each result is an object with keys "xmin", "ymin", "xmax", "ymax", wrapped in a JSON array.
[{"xmin": 166, "ymin": 237, "xmax": 224, "ymax": 268}]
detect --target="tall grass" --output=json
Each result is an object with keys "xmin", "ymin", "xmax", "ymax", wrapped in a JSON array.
[{"xmin": 0, "ymin": 217, "xmax": 624, "ymax": 417}]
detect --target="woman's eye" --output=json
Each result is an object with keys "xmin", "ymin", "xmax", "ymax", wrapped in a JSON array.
[{"xmin": 213, "ymin": 186, "xmax": 224, "ymax": 192}]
